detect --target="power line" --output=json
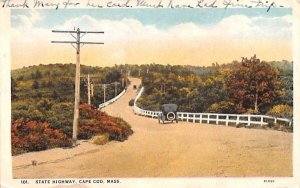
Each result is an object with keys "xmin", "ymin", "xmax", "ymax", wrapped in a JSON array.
[{"xmin": 51, "ymin": 28, "xmax": 104, "ymax": 146}]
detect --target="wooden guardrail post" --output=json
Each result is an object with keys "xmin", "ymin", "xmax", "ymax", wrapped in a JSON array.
[
  {"xmin": 226, "ymin": 115, "xmax": 229, "ymax": 126},
  {"xmin": 247, "ymin": 115, "xmax": 251, "ymax": 126},
  {"xmin": 200, "ymin": 114, "xmax": 202, "ymax": 124},
  {"xmin": 208, "ymin": 114, "xmax": 210, "ymax": 124},
  {"xmin": 236, "ymin": 115, "xmax": 240, "ymax": 125}
]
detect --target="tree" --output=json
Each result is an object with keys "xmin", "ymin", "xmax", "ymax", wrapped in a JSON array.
[
  {"xmin": 225, "ymin": 55, "xmax": 281, "ymax": 113},
  {"xmin": 52, "ymin": 90, "xmax": 59, "ymax": 100},
  {"xmin": 31, "ymin": 70, "xmax": 42, "ymax": 79},
  {"xmin": 35, "ymin": 70, "xmax": 42, "ymax": 79},
  {"xmin": 32, "ymin": 80, "xmax": 39, "ymax": 89},
  {"xmin": 104, "ymin": 70, "xmax": 121, "ymax": 83}
]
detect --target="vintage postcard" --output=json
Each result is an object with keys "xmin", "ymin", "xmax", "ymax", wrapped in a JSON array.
[{"xmin": 1, "ymin": 0, "xmax": 300, "ymax": 187}]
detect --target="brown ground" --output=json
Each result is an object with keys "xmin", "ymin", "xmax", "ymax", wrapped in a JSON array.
[{"xmin": 12, "ymin": 77, "xmax": 292, "ymax": 178}]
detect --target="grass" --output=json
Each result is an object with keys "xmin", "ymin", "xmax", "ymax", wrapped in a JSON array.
[{"xmin": 91, "ymin": 133, "xmax": 109, "ymax": 145}]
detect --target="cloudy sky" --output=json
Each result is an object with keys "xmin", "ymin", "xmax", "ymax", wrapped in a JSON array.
[{"xmin": 11, "ymin": 8, "xmax": 292, "ymax": 69}]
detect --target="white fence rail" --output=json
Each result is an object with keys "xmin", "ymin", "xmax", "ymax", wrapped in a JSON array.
[
  {"xmin": 133, "ymin": 87, "xmax": 292, "ymax": 127},
  {"xmin": 98, "ymin": 89, "xmax": 126, "ymax": 109}
]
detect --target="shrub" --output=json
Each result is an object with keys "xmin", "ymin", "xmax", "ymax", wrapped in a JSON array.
[
  {"xmin": 208, "ymin": 101, "xmax": 235, "ymax": 113},
  {"xmin": 11, "ymin": 120, "xmax": 72, "ymax": 155},
  {"xmin": 32, "ymin": 80, "xmax": 39, "ymax": 89},
  {"xmin": 78, "ymin": 104, "xmax": 133, "ymax": 141},
  {"xmin": 91, "ymin": 133, "xmax": 109, "ymax": 145},
  {"xmin": 246, "ymin": 108, "xmax": 258, "ymax": 114},
  {"xmin": 267, "ymin": 104, "xmax": 293, "ymax": 118}
]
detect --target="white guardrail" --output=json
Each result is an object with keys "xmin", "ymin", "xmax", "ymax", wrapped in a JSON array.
[
  {"xmin": 133, "ymin": 87, "xmax": 292, "ymax": 127},
  {"xmin": 98, "ymin": 89, "xmax": 126, "ymax": 109}
]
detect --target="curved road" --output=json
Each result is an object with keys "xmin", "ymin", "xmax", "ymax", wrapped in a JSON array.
[{"xmin": 13, "ymin": 77, "xmax": 292, "ymax": 178}]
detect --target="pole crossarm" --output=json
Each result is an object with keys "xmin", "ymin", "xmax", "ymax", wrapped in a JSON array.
[
  {"xmin": 93, "ymin": 83, "xmax": 110, "ymax": 86},
  {"xmin": 51, "ymin": 41, "xmax": 77, "ymax": 44},
  {"xmin": 51, "ymin": 41, "xmax": 104, "ymax": 45},
  {"xmin": 81, "ymin": 42, "xmax": 105, "ymax": 45},
  {"xmin": 81, "ymin": 75, "xmax": 102, "ymax": 78},
  {"xmin": 52, "ymin": 30, "xmax": 104, "ymax": 34}
]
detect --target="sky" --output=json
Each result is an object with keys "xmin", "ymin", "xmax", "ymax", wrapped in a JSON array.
[{"xmin": 11, "ymin": 8, "xmax": 292, "ymax": 69}]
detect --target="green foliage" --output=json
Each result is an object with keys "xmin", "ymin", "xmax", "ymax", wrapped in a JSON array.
[
  {"xmin": 52, "ymin": 90, "xmax": 59, "ymax": 100},
  {"xmin": 137, "ymin": 64, "xmax": 229, "ymax": 112},
  {"xmin": 46, "ymin": 102, "xmax": 74, "ymax": 136},
  {"xmin": 104, "ymin": 69, "xmax": 121, "ymax": 83},
  {"xmin": 208, "ymin": 101, "xmax": 235, "ymax": 113},
  {"xmin": 12, "ymin": 63, "xmax": 126, "ymax": 107},
  {"xmin": 267, "ymin": 104, "xmax": 293, "ymax": 118},
  {"xmin": 271, "ymin": 61, "xmax": 293, "ymax": 107},
  {"xmin": 32, "ymin": 80, "xmax": 39, "ymax": 89},
  {"xmin": 11, "ymin": 77, "xmax": 17, "ymax": 100},
  {"xmin": 245, "ymin": 108, "xmax": 258, "ymax": 114}
]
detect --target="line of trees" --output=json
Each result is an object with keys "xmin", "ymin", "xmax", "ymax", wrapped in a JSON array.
[{"xmin": 135, "ymin": 56, "xmax": 293, "ymax": 118}]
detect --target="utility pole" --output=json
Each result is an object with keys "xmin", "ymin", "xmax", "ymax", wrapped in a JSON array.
[
  {"xmin": 121, "ymin": 78, "xmax": 124, "ymax": 88},
  {"xmin": 87, "ymin": 74, "xmax": 91, "ymax": 105},
  {"xmin": 138, "ymin": 69, "xmax": 141, "ymax": 77},
  {"xmin": 125, "ymin": 71, "xmax": 128, "ymax": 88},
  {"xmin": 114, "ymin": 82, "xmax": 117, "ymax": 97},
  {"xmin": 92, "ymin": 83, "xmax": 108, "ymax": 104},
  {"xmin": 114, "ymin": 82, "xmax": 120, "ymax": 97},
  {"xmin": 51, "ymin": 28, "xmax": 104, "ymax": 145},
  {"xmin": 91, "ymin": 83, "xmax": 94, "ymax": 97},
  {"xmin": 82, "ymin": 74, "xmax": 100, "ymax": 104},
  {"xmin": 103, "ymin": 84, "xmax": 107, "ymax": 103}
]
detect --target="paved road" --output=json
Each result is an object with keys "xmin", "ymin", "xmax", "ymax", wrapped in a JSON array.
[{"xmin": 13, "ymin": 77, "xmax": 292, "ymax": 178}]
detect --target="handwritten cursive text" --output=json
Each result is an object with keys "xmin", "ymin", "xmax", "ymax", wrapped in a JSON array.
[{"xmin": 2, "ymin": 0, "xmax": 29, "ymax": 8}]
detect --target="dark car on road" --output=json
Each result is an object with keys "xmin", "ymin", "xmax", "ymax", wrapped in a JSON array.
[
  {"xmin": 129, "ymin": 99, "xmax": 134, "ymax": 106},
  {"xmin": 158, "ymin": 104, "xmax": 178, "ymax": 124}
]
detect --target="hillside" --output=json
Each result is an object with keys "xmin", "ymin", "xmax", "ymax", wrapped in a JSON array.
[{"xmin": 11, "ymin": 64, "xmax": 133, "ymax": 155}]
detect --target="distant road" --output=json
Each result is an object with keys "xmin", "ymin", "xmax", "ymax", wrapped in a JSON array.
[{"xmin": 13, "ymin": 77, "xmax": 292, "ymax": 178}]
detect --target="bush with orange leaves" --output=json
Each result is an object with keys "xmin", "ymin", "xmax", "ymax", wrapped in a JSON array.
[
  {"xmin": 11, "ymin": 104, "xmax": 133, "ymax": 155},
  {"xmin": 78, "ymin": 104, "xmax": 133, "ymax": 141},
  {"xmin": 11, "ymin": 120, "xmax": 72, "ymax": 155}
]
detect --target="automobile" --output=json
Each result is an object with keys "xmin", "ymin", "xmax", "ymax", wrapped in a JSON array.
[
  {"xmin": 158, "ymin": 104, "xmax": 178, "ymax": 124},
  {"xmin": 129, "ymin": 99, "xmax": 134, "ymax": 106}
]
